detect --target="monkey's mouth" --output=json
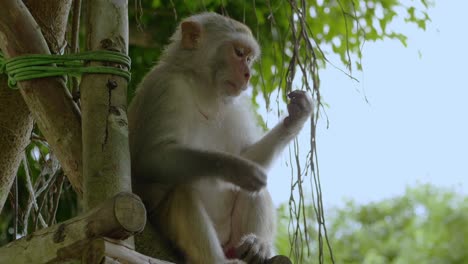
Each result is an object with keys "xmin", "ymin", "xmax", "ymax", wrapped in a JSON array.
[
  {"xmin": 225, "ymin": 81, "xmax": 241, "ymax": 93},
  {"xmin": 225, "ymin": 80, "xmax": 247, "ymax": 94},
  {"xmin": 226, "ymin": 80, "xmax": 237, "ymax": 88}
]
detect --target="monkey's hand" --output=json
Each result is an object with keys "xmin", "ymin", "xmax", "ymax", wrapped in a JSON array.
[
  {"xmin": 283, "ymin": 90, "xmax": 313, "ymax": 131},
  {"xmin": 223, "ymin": 158, "xmax": 267, "ymax": 192}
]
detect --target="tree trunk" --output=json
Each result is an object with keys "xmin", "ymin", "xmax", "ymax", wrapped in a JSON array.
[
  {"xmin": 0, "ymin": 76, "xmax": 33, "ymax": 214},
  {"xmin": 0, "ymin": 0, "xmax": 83, "ymax": 195},
  {"xmin": 80, "ymin": 0, "xmax": 132, "ymax": 210}
]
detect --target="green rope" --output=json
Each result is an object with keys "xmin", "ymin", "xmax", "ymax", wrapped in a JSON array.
[{"xmin": 0, "ymin": 50, "xmax": 131, "ymax": 89}]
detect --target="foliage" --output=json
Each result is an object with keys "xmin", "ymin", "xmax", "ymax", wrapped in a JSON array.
[
  {"xmin": 128, "ymin": 0, "xmax": 432, "ymax": 104},
  {"xmin": 0, "ymin": 127, "xmax": 77, "ymax": 246},
  {"xmin": 276, "ymin": 184, "xmax": 468, "ymax": 263}
]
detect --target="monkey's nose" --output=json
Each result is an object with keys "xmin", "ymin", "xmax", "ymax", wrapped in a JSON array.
[{"xmin": 244, "ymin": 71, "xmax": 251, "ymax": 80}]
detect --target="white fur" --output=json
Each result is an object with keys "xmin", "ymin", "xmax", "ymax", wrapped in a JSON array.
[{"xmin": 128, "ymin": 13, "xmax": 311, "ymax": 264}]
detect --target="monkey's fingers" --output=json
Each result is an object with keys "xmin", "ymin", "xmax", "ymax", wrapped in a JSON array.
[
  {"xmin": 242, "ymin": 169, "xmax": 267, "ymax": 191},
  {"xmin": 287, "ymin": 102, "xmax": 302, "ymax": 117},
  {"xmin": 287, "ymin": 90, "xmax": 306, "ymax": 99},
  {"xmin": 231, "ymin": 164, "xmax": 266, "ymax": 192},
  {"xmin": 290, "ymin": 93, "xmax": 312, "ymax": 111},
  {"xmin": 288, "ymin": 90, "xmax": 313, "ymax": 111}
]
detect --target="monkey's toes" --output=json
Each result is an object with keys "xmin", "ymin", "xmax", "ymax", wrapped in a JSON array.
[{"xmin": 235, "ymin": 234, "xmax": 271, "ymax": 264}]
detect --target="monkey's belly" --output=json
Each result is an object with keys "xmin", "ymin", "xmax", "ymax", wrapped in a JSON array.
[{"xmin": 193, "ymin": 178, "xmax": 239, "ymax": 245}]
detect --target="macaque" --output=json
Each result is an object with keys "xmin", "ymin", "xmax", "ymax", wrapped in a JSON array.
[{"xmin": 128, "ymin": 13, "xmax": 312, "ymax": 264}]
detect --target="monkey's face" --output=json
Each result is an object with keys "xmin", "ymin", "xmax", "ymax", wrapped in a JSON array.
[
  {"xmin": 214, "ymin": 40, "xmax": 256, "ymax": 98},
  {"xmin": 177, "ymin": 16, "xmax": 259, "ymax": 99}
]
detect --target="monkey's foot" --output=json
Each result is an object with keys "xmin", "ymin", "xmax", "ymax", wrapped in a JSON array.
[
  {"xmin": 266, "ymin": 255, "xmax": 292, "ymax": 264},
  {"xmin": 234, "ymin": 234, "xmax": 272, "ymax": 264}
]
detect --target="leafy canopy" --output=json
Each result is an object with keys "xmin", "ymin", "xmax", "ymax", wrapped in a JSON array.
[
  {"xmin": 276, "ymin": 184, "xmax": 468, "ymax": 263},
  {"xmin": 129, "ymin": 0, "xmax": 432, "ymax": 102}
]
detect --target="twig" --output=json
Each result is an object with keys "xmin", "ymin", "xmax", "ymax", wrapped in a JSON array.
[
  {"xmin": 48, "ymin": 171, "xmax": 65, "ymax": 226},
  {"xmin": 22, "ymin": 154, "xmax": 48, "ymax": 234},
  {"xmin": 13, "ymin": 173, "xmax": 18, "ymax": 239}
]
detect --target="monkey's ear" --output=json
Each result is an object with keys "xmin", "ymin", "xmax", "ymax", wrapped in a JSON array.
[{"xmin": 181, "ymin": 21, "xmax": 202, "ymax": 49}]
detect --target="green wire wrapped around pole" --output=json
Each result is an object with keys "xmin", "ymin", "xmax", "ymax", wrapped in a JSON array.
[{"xmin": 0, "ymin": 50, "xmax": 131, "ymax": 89}]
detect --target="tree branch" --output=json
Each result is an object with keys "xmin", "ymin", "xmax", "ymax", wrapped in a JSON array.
[
  {"xmin": 0, "ymin": 0, "xmax": 83, "ymax": 195},
  {"xmin": 0, "ymin": 76, "xmax": 33, "ymax": 214}
]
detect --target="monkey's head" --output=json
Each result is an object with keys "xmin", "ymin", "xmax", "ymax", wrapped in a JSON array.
[{"xmin": 166, "ymin": 13, "xmax": 260, "ymax": 99}]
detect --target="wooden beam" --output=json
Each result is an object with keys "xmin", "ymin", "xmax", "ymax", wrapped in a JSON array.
[
  {"xmin": 0, "ymin": 192, "xmax": 146, "ymax": 263},
  {"xmin": 82, "ymin": 238, "xmax": 174, "ymax": 264}
]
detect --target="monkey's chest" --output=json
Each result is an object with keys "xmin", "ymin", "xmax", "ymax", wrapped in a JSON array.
[
  {"xmin": 188, "ymin": 119, "xmax": 245, "ymax": 154},
  {"xmin": 186, "ymin": 114, "xmax": 255, "ymax": 244}
]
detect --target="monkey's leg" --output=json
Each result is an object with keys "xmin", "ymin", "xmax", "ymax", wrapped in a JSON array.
[
  {"xmin": 227, "ymin": 189, "xmax": 276, "ymax": 263},
  {"xmin": 155, "ymin": 185, "xmax": 240, "ymax": 264}
]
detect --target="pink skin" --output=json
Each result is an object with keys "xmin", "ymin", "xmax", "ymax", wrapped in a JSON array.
[{"xmin": 224, "ymin": 45, "xmax": 252, "ymax": 96}]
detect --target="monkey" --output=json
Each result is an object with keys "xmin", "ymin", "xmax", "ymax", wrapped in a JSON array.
[{"xmin": 128, "ymin": 12, "xmax": 312, "ymax": 264}]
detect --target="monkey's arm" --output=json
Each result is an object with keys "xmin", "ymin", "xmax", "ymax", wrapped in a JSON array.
[
  {"xmin": 242, "ymin": 90, "xmax": 312, "ymax": 169},
  {"xmin": 241, "ymin": 124, "xmax": 295, "ymax": 169},
  {"xmin": 134, "ymin": 145, "xmax": 266, "ymax": 191}
]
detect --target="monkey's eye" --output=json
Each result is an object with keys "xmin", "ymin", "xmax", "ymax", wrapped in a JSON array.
[
  {"xmin": 234, "ymin": 47, "xmax": 245, "ymax": 58},
  {"xmin": 246, "ymin": 56, "xmax": 252, "ymax": 63}
]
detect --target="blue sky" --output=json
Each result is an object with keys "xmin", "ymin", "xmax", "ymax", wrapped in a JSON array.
[{"xmin": 265, "ymin": 1, "xmax": 468, "ymax": 207}]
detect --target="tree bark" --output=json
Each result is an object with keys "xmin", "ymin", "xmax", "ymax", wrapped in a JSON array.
[
  {"xmin": 0, "ymin": 0, "xmax": 83, "ymax": 195},
  {"xmin": 0, "ymin": 192, "xmax": 146, "ymax": 263},
  {"xmin": 80, "ymin": 0, "xmax": 132, "ymax": 210},
  {"xmin": 0, "ymin": 76, "xmax": 34, "ymax": 214},
  {"xmin": 80, "ymin": 0, "xmax": 134, "ymax": 250},
  {"xmin": 23, "ymin": 0, "xmax": 73, "ymax": 55}
]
